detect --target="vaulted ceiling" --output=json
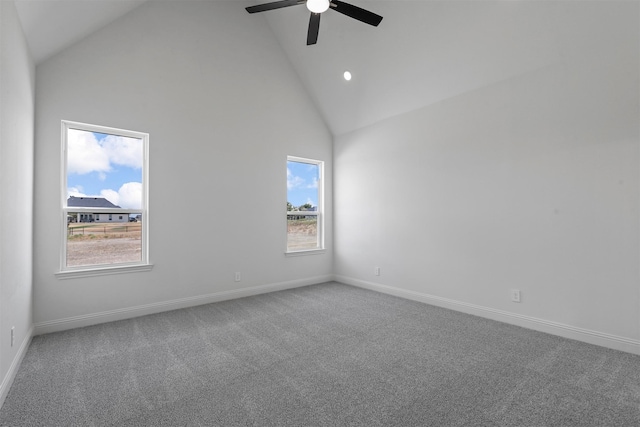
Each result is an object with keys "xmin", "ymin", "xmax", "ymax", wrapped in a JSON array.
[
  {"xmin": 14, "ymin": 0, "xmax": 574, "ymax": 135},
  {"xmin": 14, "ymin": 0, "xmax": 146, "ymax": 65}
]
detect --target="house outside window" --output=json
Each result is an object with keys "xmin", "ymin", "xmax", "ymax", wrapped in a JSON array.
[
  {"xmin": 287, "ymin": 156, "xmax": 323, "ymax": 253},
  {"xmin": 59, "ymin": 121, "xmax": 150, "ymax": 276}
]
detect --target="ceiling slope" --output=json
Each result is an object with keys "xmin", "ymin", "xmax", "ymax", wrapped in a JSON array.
[
  {"xmin": 15, "ymin": 1, "xmax": 614, "ymax": 136},
  {"xmin": 259, "ymin": 0, "xmax": 564, "ymax": 135},
  {"xmin": 15, "ymin": 0, "xmax": 147, "ymax": 64}
]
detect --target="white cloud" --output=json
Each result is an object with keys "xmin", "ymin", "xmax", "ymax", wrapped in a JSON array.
[
  {"xmin": 307, "ymin": 176, "xmax": 318, "ymax": 189},
  {"xmin": 287, "ymin": 168, "xmax": 305, "ymax": 190},
  {"xmin": 100, "ymin": 189, "xmax": 120, "ymax": 206},
  {"xmin": 67, "ymin": 129, "xmax": 110, "ymax": 175},
  {"xmin": 102, "ymin": 134, "xmax": 143, "ymax": 169},
  {"xmin": 116, "ymin": 182, "xmax": 142, "ymax": 209},
  {"xmin": 67, "ymin": 129, "xmax": 142, "ymax": 176},
  {"xmin": 67, "ymin": 186, "xmax": 85, "ymax": 197}
]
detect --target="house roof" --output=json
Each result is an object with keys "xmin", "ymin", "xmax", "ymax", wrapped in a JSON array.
[{"xmin": 67, "ymin": 196, "xmax": 121, "ymax": 209}]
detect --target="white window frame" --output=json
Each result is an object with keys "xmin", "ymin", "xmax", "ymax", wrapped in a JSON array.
[
  {"xmin": 286, "ymin": 156, "xmax": 324, "ymax": 255},
  {"xmin": 56, "ymin": 121, "xmax": 152, "ymax": 278}
]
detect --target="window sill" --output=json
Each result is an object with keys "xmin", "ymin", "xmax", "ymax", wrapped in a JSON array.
[
  {"xmin": 56, "ymin": 263, "xmax": 154, "ymax": 280},
  {"xmin": 285, "ymin": 249, "xmax": 326, "ymax": 257}
]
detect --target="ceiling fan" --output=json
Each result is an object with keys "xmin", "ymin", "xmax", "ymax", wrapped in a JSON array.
[{"xmin": 246, "ymin": 0, "xmax": 383, "ymax": 45}]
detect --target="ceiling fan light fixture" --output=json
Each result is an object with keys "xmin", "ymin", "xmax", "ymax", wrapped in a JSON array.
[
  {"xmin": 246, "ymin": 0, "xmax": 383, "ymax": 45},
  {"xmin": 306, "ymin": 0, "xmax": 330, "ymax": 13}
]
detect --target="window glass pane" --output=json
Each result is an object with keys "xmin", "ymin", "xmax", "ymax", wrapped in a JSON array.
[
  {"xmin": 66, "ymin": 220, "xmax": 142, "ymax": 267},
  {"xmin": 67, "ymin": 128, "xmax": 143, "ymax": 209},
  {"xmin": 287, "ymin": 215, "xmax": 318, "ymax": 251},
  {"xmin": 65, "ymin": 126, "xmax": 144, "ymax": 268},
  {"xmin": 287, "ymin": 159, "xmax": 320, "ymax": 251}
]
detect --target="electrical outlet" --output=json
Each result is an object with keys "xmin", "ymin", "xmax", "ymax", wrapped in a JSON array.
[
  {"xmin": 234, "ymin": 272, "xmax": 241, "ymax": 282},
  {"xmin": 11, "ymin": 326, "xmax": 15, "ymax": 347},
  {"xmin": 511, "ymin": 289, "xmax": 521, "ymax": 303},
  {"xmin": 374, "ymin": 267, "xmax": 381, "ymax": 276}
]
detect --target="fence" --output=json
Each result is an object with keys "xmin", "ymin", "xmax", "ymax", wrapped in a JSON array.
[{"xmin": 67, "ymin": 224, "xmax": 142, "ymax": 236}]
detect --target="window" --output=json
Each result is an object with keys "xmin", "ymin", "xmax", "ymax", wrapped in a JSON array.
[
  {"xmin": 59, "ymin": 121, "xmax": 150, "ymax": 275},
  {"xmin": 287, "ymin": 156, "xmax": 323, "ymax": 253}
]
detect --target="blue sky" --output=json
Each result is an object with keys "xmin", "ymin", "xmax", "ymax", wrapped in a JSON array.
[
  {"xmin": 67, "ymin": 129, "xmax": 143, "ymax": 209},
  {"xmin": 287, "ymin": 160, "xmax": 319, "ymax": 208}
]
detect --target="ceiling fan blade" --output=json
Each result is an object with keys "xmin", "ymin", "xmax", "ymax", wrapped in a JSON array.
[
  {"xmin": 307, "ymin": 13, "xmax": 321, "ymax": 45},
  {"xmin": 330, "ymin": 0, "xmax": 383, "ymax": 26},
  {"xmin": 246, "ymin": 0, "xmax": 304, "ymax": 14}
]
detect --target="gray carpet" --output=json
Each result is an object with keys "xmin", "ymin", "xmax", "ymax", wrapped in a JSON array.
[{"xmin": 1, "ymin": 282, "xmax": 639, "ymax": 426}]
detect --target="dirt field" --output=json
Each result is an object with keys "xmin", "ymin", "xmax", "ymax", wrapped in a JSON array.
[
  {"xmin": 66, "ymin": 223, "xmax": 142, "ymax": 267},
  {"xmin": 66, "ymin": 220, "xmax": 317, "ymax": 267},
  {"xmin": 287, "ymin": 220, "xmax": 318, "ymax": 250},
  {"xmin": 67, "ymin": 237, "xmax": 142, "ymax": 267}
]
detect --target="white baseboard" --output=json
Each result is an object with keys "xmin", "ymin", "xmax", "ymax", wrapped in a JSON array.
[
  {"xmin": 33, "ymin": 274, "xmax": 640, "ymax": 355},
  {"xmin": 0, "ymin": 325, "xmax": 33, "ymax": 409},
  {"xmin": 34, "ymin": 275, "xmax": 333, "ymax": 335},
  {"xmin": 335, "ymin": 275, "xmax": 640, "ymax": 356}
]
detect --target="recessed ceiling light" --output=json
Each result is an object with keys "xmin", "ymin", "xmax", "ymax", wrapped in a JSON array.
[{"xmin": 343, "ymin": 71, "xmax": 352, "ymax": 81}]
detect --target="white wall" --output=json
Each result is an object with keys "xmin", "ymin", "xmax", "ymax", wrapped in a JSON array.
[
  {"xmin": 33, "ymin": 1, "xmax": 333, "ymax": 330},
  {"xmin": 335, "ymin": 1, "xmax": 640, "ymax": 353},
  {"xmin": 0, "ymin": 0, "xmax": 35, "ymax": 404}
]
